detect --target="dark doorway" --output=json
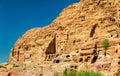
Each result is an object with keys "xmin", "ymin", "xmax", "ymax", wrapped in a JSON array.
[{"xmin": 45, "ymin": 35, "xmax": 56, "ymax": 54}]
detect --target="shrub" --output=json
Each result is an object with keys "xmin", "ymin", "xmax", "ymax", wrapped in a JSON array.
[
  {"xmin": 102, "ymin": 39, "xmax": 109, "ymax": 49},
  {"xmin": 102, "ymin": 39, "xmax": 109, "ymax": 56},
  {"xmin": 63, "ymin": 70, "xmax": 67, "ymax": 76},
  {"xmin": 63, "ymin": 70, "xmax": 103, "ymax": 76},
  {"xmin": 77, "ymin": 71, "xmax": 103, "ymax": 76},
  {"xmin": 67, "ymin": 69, "xmax": 76, "ymax": 76}
]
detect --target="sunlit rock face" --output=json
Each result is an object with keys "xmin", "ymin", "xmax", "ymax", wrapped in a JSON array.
[{"xmin": 1, "ymin": 0, "xmax": 120, "ymax": 76}]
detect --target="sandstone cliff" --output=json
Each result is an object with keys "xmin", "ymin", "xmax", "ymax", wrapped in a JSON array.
[{"xmin": 0, "ymin": 0, "xmax": 120, "ymax": 76}]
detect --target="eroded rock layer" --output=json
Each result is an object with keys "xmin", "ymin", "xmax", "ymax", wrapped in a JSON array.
[{"xmin": 0, "ymin": 0, "xmax": 120, "ymax": 76}]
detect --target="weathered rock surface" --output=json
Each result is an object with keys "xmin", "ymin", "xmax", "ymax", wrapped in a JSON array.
[{"xmin": 0, "ymin": 0, "xmax": 120, "ymax": 76}]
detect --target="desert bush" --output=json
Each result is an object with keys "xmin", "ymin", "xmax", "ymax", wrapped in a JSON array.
[
  {"xmin": 63, "ymin": 70, "xmax": 103, "ymax": 76},
  {"xmin": 76, "ymin": 71, "xmax": 103, "ymax": 76},
  {"xmin": 102, "ymin": 39, "xmax": 109, "ymax": 56},
  {"xmin": 63, "ymin": 69, "xmax": 76, "ymax": 76}
]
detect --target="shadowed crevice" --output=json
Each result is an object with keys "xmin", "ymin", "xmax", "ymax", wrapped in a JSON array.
[{"xmin": 90, "ymin": 24, "xmax": 97, "ymax": 37}]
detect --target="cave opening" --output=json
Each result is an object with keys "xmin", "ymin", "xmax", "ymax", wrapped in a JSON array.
[
  {"xmin": 91, "ymin": 44, "xmax": 98, "ymax": 63},
  {"xmin": 12, "ymin": 50, "xmax": 14, "ymax": 57},
  {"xmin": 7, "ymin": 72, "xmax": 11, "ymax": 76},
  {"xmin": 17, "ymin": 51, "xmax": 20, "ymax": 61},
  {"xmin": 90, "ymin": 24, "xmax": 97, "ymax": 37}
]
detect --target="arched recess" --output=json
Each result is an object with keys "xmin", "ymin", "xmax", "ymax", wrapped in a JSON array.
[
  {"xmin": 17, "ymin": 49, "xmax": 25, "ymax": 63},
  {"xmin": 12, "ymin": 50, "xmax": 14, "ymax": 57},
  {"xmin": 45, "ymin": 35, "xmax": 56, "ymax": 54},
  {"xmin": 90, "ymin": 24, "xmax": 97, "ymax": 37}
]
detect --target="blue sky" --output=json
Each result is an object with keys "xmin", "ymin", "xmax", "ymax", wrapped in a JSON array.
[{"xmin": 0, "ymin": 0, "xmax": 79, "ymax": 63}]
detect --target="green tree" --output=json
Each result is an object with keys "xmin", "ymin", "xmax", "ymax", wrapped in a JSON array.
[{"xmin": 102, "ymin": 39, "xmax": 109, "ymax": 56}]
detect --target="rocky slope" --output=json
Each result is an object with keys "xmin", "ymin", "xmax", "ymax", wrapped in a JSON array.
[{"xmin": 0, "ymin": 0, "xmax": 120, "ymax": 76}]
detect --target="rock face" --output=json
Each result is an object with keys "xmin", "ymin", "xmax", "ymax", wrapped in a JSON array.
[{"xmin": 1, "ymin": 0, "xmax": 120, "ymax": 76}]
